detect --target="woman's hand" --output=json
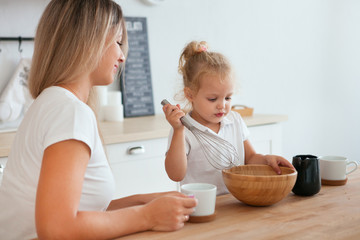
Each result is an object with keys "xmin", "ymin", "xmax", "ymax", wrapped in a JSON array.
[
  {"xmin": 107, "ymin": 191, "xmax": 185, "ymax": 210},
  {"xmin": 141, "ymin": 194, "xmax": 197, "ymax": 231},
  {"xmin": 162, "ymin": 103, "xmax": 185, "ymax": 130}
]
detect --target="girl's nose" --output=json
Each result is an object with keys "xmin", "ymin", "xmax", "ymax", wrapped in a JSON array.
[{"xmin": 217, "ymin": 100, "xmax": 226, "ymax": 109}]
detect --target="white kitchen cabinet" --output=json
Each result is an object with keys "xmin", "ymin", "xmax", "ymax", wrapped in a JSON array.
[
  {"xmin": 106, "ymin": 123, "xmax": 283, "ymax": 199},
  {"xmin": 248, "ymin": 123, "xmax": 283, "ymax": 155},
  {"xmin": 106, "ymin": 137, "xmax": 178, "ymax": 199}
]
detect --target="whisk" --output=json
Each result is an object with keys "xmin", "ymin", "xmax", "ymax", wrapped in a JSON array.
[{"xmin": 161, "ymin": 99, "xmax": 240, "ymax": 170}]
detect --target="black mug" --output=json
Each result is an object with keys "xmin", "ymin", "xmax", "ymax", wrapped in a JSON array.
[{"xmin": 292, "ymin": 155, "xmax": 321, "ymax": 196}]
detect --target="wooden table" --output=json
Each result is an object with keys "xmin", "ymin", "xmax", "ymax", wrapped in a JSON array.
[{"xmin": 119, "ymin": 170, "xmax": 360, "ymax": 240}]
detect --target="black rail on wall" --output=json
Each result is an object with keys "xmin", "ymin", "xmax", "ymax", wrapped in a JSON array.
[
  {"xmin": 0, "ymin": 37, "xmax": 34, "ymax": 41},
  {"xmin": 0, "ymin": 36, "xmax": 34, "ymax": 52}
]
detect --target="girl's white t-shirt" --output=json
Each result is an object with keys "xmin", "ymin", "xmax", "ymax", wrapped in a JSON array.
[
  {"xmin": 0, "ymin": 86, "xmax": 115, "ymax": 240},
  {"xmin": 166, "ymin": 111, "xmax": 250, "ymax": 195}
]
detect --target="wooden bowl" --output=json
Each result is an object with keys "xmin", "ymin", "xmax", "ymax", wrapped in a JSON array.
[{"xmin": 222, "ymin": 165, "xmax": 297, "ymax": 206}]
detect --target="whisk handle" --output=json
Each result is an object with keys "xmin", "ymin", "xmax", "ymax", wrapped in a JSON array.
[
  {"xmin": 179, "ymin": 116, "xmax": 192, "ymax": 129},
  {"xmin": 161, "ymin": 99, "xmax": 171, "ymax": 106},
  {"xmin": 161, "ymin": 99, "xmax": 193, "ymax": 129}
]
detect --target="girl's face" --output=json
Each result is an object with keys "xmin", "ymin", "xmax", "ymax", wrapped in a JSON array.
[
  {"xmin": 90, "ymin": 31, "xmax": 125, "ymax": 86},
  {"xmin": 187, "ymin": 74, "xmax": 234, "ymax": 129}
]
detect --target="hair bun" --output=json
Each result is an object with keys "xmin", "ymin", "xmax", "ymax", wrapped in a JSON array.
[
  {"xmin": 195, "ymin": 41, "xmax": 208, "ymax": 53},
  {"xmin": 181, "ymin": 41, "xmax": 209, "ymax": 63},
  {"xmin": 178, "ymin": 40, "xmax": 210, "ymax": 80}
]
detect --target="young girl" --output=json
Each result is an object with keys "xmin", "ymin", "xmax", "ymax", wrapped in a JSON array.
[
  {"xmin": 0, "ymin": 1, "xmax": 196, "ymax": 239},
  {"xmin": 162, "ymin": 41, "xmax": 294, "ymax": 195}
]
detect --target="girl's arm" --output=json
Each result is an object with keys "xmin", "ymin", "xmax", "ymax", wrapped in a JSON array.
[
  {"xmin": 243, "ymin": 140, "xmax": 294, "ymax": 174},
  {"xmin": 162, "ymin": 104, "xmax": 188, "ymax": 181},
  {"xmin": 35, "ymin": 139, "xmax": 197, "ymax": 240}
]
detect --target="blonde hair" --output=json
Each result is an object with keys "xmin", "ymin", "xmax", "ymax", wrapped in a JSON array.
[
  {"xmin": 177, "ymin": 41, "xmax": 233, "ymax": 110},
  {"xmin": 28, "ymin": 0, "xmax": 128, "ymax": 101}
]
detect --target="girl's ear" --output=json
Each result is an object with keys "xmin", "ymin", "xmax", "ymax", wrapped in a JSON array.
[{"xmin": 184, "ymin": 87, "xmax": 194, "ymax": 101}]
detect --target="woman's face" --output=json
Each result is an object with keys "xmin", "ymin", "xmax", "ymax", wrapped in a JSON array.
[{"xmin": 90, "ymin": 31, "xmax": 125, "ymax": 86}]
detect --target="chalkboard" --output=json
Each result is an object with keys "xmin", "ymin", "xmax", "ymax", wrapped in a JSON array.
[{"xmin": 121, "ymin": 17, "xmax": 155, "ymax": 117}]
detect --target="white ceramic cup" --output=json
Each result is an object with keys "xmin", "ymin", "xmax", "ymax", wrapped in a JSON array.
[
  {"xmin": 94, "ymin": 86, "xmax": 108, "ymax": 106},
  {"xmin": 107, "ymin": 91, "xmax": 122, "ymax": 106},
  {"xmin": 180, "ymin": 183, "xmax": 216, "ymax": 216},
  {"xmin": 104, "ymin": 105, "xmax": 124, "ymax": 122},
  {"xmin": 319, "ymin": 156, "xmax": 358, "ymax": 180}
]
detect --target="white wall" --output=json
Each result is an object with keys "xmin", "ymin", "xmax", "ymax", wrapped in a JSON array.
[{"xmin": 0, "ymin": 0, "xmax": 359, "ymax": 162}]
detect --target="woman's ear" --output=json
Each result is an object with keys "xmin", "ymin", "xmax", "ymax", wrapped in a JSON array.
[{"xmin": 184, "ymin": 87, "xmax": 194, "ymax": 101}]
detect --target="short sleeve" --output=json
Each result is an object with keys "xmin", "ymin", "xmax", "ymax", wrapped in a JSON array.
[
  {"xmin": 42, "ymin": 100, "xmax": 97, "ymax": 154},
  {"xmin": 231, "ymin": 111, "xmax": 250, "ymax": 140}
]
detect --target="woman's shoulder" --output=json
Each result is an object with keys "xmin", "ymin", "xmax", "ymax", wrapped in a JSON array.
[
  {"xmin": 28, "ymin": 86, "xmax": 96, "ymax": 131},
  {"xmin": 24, "ymin": 87, "xmax": 98, "ymax": 148},
  {"xmin": 38, "ymin": 86, "xmax": 93, "ymax": 116}
]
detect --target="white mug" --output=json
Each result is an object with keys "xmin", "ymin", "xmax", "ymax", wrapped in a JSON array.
[
  {"xmin": 104, "ymin": 105, "xmax": 124, "ymax": 122},
  {"xmin": 107, "ymin": 91, "xmax": 122, "ymax": 106},
  {"xmin": 180, "ymin": 183, "xmax": 216, "ymax": 216},
  {"xmin": 319, "ymin": 156, "xmax": 358, "ymax": 181},
  {"xmin": 94, "ymin": 86, "xmax": 108, "ymax": 106}
]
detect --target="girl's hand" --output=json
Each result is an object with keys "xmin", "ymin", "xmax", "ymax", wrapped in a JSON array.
[
  {"xmin": 264, "ymin": 155, "xmax": 295, "ymax": 175},
  {"xmin": 162, "ymin": 103, "xmax": 185, "ymax": 130},
  {"xmin": 141, "ymin": 194, "xmax": 197, "ymax": 231}
]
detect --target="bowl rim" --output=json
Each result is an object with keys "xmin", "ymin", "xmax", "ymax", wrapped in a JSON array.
[{"xmin": 222, "ymin": 164, "xmax": 297, "ymax": 178}]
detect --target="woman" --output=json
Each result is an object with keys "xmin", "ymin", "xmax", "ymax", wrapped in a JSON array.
[{"xmin": 0, "ymin": 1, "xmax": 196, "ymax": 239}]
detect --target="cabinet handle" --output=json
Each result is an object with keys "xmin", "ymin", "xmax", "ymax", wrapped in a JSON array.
[
  {"xmin": 127, "ymin": 146, "xmax": 145, "ymax": 155},
  {"xmin": 0, "ymin": 164, "xmax": 4, "ymax": 174}
]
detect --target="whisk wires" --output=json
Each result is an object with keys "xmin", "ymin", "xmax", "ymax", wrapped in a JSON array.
[
  {"xmin": 161, "ymin": 99, "xmax": 240, "ymax": 170},
  {"xmin": 191, "ymin": 127, "xmax": 240, "ymax": 170}
]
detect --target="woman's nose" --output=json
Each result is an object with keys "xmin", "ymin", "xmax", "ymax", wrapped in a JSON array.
[{"xmin": 119, "ymin": 51, "xmax": 125, "ymax": 63}]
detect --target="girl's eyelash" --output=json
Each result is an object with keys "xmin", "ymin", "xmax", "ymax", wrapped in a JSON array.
[
  {"xmin": 208, "ymin": 97, "xmax": 232, "ymax": 101},
  {"xmin": 117, "ymin": 41, "xmax": 123, "ymax": 46}
]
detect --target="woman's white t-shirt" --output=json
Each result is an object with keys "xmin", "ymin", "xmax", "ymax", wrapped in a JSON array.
[
  {"xmin": 0, "ymin": 86, "xmax": 115, "ymax": 240},
  {"xmin": 166, "ymin": 111, "xmax": 250, "ymax": 195}
]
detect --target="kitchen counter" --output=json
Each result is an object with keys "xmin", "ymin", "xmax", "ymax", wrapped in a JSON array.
[
  {"xmin": 118, "ymin": 170, "xmax": 360, "ymax": 240},
  {"xmin": 0, "ymin": 113, "xmax": 287, "ymax": 158}
]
